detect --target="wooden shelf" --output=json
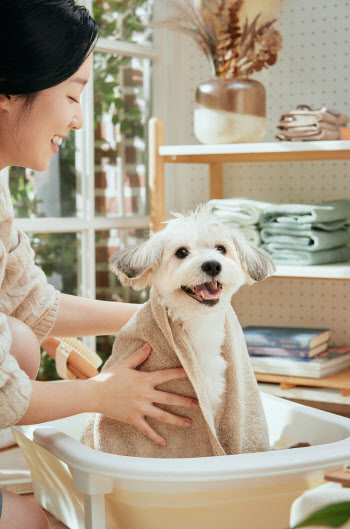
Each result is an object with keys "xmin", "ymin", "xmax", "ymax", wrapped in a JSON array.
[
  {"xmin": 150, "ymin": 120, "xmax": 350, "ymax": 279},
  {"xmin": 256, "ymin": 369, "xmax": 350, "ymax": 397},
  {"xmin": 149, "ymin": 119, "xmax": 350, "ymax": 409},
  {"xmin": 159, "ymin": 140, "xmax": 350, "ymax": 164},
  {"xmin": 273, "ymin": 263, "xmax": 350, "ymax": 280},
  {"xmin": 258, "ymin": 382, "xmax": 350, "ymax": 406}
]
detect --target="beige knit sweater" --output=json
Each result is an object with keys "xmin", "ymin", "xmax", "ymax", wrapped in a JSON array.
[{"xmin": 0, "ymin": 184, "xmax": 61, "ymax": 429}]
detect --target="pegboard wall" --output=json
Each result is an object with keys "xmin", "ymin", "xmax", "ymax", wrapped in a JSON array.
[{"xmin": 160, "ymin": 0, "xmax": 350, "ymax": 345}]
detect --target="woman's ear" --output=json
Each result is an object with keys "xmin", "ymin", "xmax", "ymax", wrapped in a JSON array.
[
  {"xmin": 109, "ymin": 233, "xmax": 165, "ymax": 290},
  {"xmin": 0, "ymin": 94, "xmax": 12, "ymax": 112},
  {"xmin": 231, "ymin": 228, "xmax": 276, "ymax": 285}
]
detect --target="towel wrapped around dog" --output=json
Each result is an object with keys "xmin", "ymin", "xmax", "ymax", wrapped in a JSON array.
[{"xmin": 82, "ymin": 288, "xmax": 270, "ymax": 458}]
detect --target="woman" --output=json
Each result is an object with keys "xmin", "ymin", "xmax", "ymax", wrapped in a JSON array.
[{"xmin": 0, "ymin": 2, "xmax": 197, "ymax": 527}]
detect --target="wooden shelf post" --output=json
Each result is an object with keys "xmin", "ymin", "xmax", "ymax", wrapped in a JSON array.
[
  {"xmin": 149, "ymin": 118, "xmax": 166, "ymax": 233},
  {"xmin": 209, "ymin": 162, "xmax": 223, "ymax": 200}
]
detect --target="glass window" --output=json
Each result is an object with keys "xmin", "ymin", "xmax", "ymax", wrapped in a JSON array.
[
  {"xmin": 95, "ymin": 227, "xmax": 149, "ymax": 363},
  {"xmin": 31, "ymin": 232, "xmax": 79, "ymax": 381},
  {"xmin": 95, "ymin": 227, "xmax": 148, "ymax": 302},
  {"xmin": 30, "ymin": 232, "xmax": 79, "ymax": 295},
  {"xmin": 9, "ymin": 133, "xmax": 79, "ymax": 218},
  {"xmin": 94, "ymin": 52, "xmax": 151, "ymax": 217},
  {"xmin": 9, "ymin": 0, "xmax": 156, "ymax": 380},
  {"xmin": 93, "ymin": 0, "xmax": 153, "ymax": 45}
]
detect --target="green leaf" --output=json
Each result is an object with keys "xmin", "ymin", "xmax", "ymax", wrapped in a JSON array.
[
  {"xmin": 120, "ymin": 119, "xmax": 129, "ymax": 133},
  {"xmin": 114, "ymin": 98, "xmax": 125, "ymax": 110},
  {"xmin": 289, "ymin": 502, "xmax": 350, "ymax": 529}
]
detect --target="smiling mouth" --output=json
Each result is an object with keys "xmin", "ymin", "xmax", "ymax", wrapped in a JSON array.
[{"xmin": 181, "ymin": 280, "xmax": 223, "ymax": 306}]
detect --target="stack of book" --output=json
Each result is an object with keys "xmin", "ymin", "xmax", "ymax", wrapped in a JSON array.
[{"xmin": 243, "ymin": 325, "xmax": 350, "ymax": 378}]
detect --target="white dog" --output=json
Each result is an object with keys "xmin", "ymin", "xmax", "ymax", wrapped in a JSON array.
[
  {"xmin": 82, "ymin": 204, "xmax": 276, "ymax": 456},
  {"xmin": 82, "ymin": 204, "xmax": 313, "ymax": 457},
  {"xmin": 110, "ymin": 204, "xmax": 276, "ymax": 416}
]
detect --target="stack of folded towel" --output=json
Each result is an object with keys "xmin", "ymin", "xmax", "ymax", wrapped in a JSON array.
[
  {"xmin": 276, "ymin": 105, "xmax": 349, "ymax": 141},
  {"xmin": 209, "ymin": 198, "xmax": 272, "ymax": 245},
  {"xmin": 260, "ymin": 199, "xmax": 350, "ymax": 265}
]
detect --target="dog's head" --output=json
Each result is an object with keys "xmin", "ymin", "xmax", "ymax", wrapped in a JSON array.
[{"xmin": 109, "ymin": 204, "xmax": 276, "ymax": 307}]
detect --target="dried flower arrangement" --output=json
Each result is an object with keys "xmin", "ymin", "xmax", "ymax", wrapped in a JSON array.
[{"xmin": 157, "ymin": 0, "xmax": 283, "ymax": 78}]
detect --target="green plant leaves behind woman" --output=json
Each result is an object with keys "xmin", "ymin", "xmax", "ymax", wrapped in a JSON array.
[{"xmin": 288, "ymin": 502, "xmax": 350, "ymax": 529}]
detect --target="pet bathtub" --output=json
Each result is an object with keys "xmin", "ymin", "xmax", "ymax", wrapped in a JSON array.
[{"xmin": 12, "ymin": 393, "xmax": 350, "ymax": 529}]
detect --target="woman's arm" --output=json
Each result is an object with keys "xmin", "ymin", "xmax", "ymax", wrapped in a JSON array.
[
  {"xmin": 50, "ymin": 293, "xmax": 140, "ymax": 336},
  {"xmin": 17, "ymin": 345, "xmax": 199, "ymax": 446}
]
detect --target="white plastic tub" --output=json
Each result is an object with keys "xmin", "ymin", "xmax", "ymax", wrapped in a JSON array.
[{"xmin": 12, "ymin": 393, "xmax": 350, "ymax": 529}]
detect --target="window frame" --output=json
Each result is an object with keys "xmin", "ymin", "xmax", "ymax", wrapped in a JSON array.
[
  {"xmin": 12, "ymin": 0, "xmax": 160, "ymax": 303},
  {"xmin": 1, "ymin": 0, "xmax": 166, "ymax": 351}
]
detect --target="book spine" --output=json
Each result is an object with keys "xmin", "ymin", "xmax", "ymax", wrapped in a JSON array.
[
  {"xmin": 248, "ymin": 346, "xmax": 310, "ymax": 358},
  {"xmin": 245, "ymin": 336, "xmax": 310, "ymax": 349}
]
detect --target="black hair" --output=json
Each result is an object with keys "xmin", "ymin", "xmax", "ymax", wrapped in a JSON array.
[{"xmin": 0, "ymin": 0, "xmax": 99, "ymax": 103}]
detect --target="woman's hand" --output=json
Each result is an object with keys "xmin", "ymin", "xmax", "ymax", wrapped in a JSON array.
[{"xmin": 88, "ymin": 343, "xmax": 199, "ymax": 446}]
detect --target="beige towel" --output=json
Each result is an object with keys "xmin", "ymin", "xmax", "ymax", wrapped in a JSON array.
[
  {"xmin": 275, "ymin": 105, "xmax": 349, "ymax": 142},
  {"xmin": 82, "ymin": 289, "xmax": 270, "ymax": 458}
]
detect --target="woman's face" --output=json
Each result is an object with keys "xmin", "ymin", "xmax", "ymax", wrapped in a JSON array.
[{"xmin": 0, "ymin": 53, "xmax": 92, "ymax": 172}]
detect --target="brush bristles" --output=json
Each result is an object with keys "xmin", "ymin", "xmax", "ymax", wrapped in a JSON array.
[{"xmin": 60, "ymin": 337, "xmax": 103, "ymax": 369}]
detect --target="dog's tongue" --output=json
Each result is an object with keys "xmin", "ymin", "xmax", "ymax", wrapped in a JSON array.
[{"xmin": 194, "ymin": 280, "xmax": 222, "ymax": 300}]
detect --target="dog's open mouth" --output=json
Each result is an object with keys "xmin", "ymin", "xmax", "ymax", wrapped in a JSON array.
[{"xmin": 181, "ymin": 280, "xmax": 223, "ymax": 306}]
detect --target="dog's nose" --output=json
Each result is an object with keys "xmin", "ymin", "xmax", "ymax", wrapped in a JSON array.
[{"xmin": 202, "ymin": 260, "xmax": 222, "ymax": 277}]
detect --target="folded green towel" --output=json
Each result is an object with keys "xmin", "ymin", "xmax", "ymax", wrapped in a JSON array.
[
  {"xmin": 209, "ymin": 198, "xmax": 272, "ymax": 226},
  {"xmin": 260, "ymin": 200, "xmax": 350, "ymax": 226},
  {"xmin": 261, "ymin": 219, "xmax": 349, "ymax": 231},
  {"xmin": 261, "ymin": 244, "xmax": 350, "ymax": 265},
  {"xmin": 238, "ymin": 226, "xmax": 261, "ymax": 246},
  {"xmin": 261, "ymin": 227, "xmax": 350, "ymax": 251}
]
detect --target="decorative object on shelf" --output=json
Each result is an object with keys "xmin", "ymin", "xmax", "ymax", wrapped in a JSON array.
[
  {"xmin": 243, "ymin": 325, "xmax": 331, "ymax": 351},
  {"xmin": 243, "ymin": 326, "xmax": 350, "ymax": 380},
  {"xmin": 260, "ymin": 199, "xmax": 350, "ymax": 266},
  {"xmin": 208, "ymin": 197, "xmax": 272, "ymax": 245},
  {"xmin": 276, "ymin": 105, "xmax": 349, "ymax": 141},
  {"xmin": 157, "ymin": 0, "xmax": 282, "ymax": 144},
  {"xmin": 195, "ymin": 77, "xmax": 266, "ymax": 143},
  {"xmin": 251, "ymin": 349, "xmax": 350, "ymax": 379},
  {"xmin": 248, "ymin": 343, "xmax": 329, "ymax": 359}
]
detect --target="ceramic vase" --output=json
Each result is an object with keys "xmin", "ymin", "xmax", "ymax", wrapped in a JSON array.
[{"xmin": 194, "ymin": 78, "xmax": 266, "ymax": 144}]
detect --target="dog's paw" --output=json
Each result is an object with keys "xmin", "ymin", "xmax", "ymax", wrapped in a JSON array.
[{"xmin": 285, "ymin": 441, "xmax": 311, "ymax": 449}]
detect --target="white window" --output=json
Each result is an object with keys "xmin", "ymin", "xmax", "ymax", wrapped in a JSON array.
[{"xmin": 7, "ymin": 0, "xmax": 163, "ymax": 359}]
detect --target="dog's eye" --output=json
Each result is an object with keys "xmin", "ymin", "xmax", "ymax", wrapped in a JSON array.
[
  {"xmin": 216, "ymin": 245, "xmax": 226, "ymax": 254},
  {"xmin": 175, "ymin": 247, "xmax": 189, "ymax": 259}
]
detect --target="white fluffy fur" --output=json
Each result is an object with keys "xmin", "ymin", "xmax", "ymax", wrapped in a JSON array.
[{"xmin": 110, "ymin": 205, "xmax": 275, "ymax": 415}]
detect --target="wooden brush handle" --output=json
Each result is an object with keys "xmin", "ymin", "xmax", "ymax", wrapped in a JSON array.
[{"xmin": 42, "ymin": 337, "xmax": 99, "ymax": 379}]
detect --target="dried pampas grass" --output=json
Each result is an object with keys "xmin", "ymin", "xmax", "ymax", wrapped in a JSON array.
[
  {"xmin": 155, "ymin": 0, "xmax": 283, "ymax": 78},
  {"xmin": 238, "ymin": 0, "xmax": 282, "ymax": 23}
]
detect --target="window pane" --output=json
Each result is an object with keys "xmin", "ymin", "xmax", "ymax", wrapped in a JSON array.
[
  {"xmin": 30, "ymin": 232, "xmax": 79, "ymax": 381},
  {"xmin": 30, "ymin": 232, "xmax": 79, "ymax": 296},
  {"xmin": 9, "ymin": 134, "xmax": 79, "ymax": 218},
  {"xmin": 93, "ymin": 0, "xmax": 153, "ymax": 45},
  {"xmin": 94, "ymin": 52, "xmax": 151, "ymax": 217},
  {"xmin": 95, "ymin": 227, "xmax": 149, "ymax": 363}
]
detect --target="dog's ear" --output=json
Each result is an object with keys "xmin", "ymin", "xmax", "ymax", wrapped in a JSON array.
[
  {"xmin": 109, "ymin": 233, "xmax": 164, "ymax": 290},
  {"xmin": 231, "ymin": 228, "xmax": 276, "ymax": 285}
]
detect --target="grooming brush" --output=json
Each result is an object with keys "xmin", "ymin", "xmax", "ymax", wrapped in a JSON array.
[{"xmin": 41, "ymin": 336, "xmax": 103, "ymax": 380}]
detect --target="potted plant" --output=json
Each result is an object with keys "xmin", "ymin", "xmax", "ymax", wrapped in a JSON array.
[
  {"xmin": 288, "ymin": 501, "xmax": 350, "ymax": 528},
  {"xmin": 157, "ymin": 0, "xmax": 283, "ymax": 144}
]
